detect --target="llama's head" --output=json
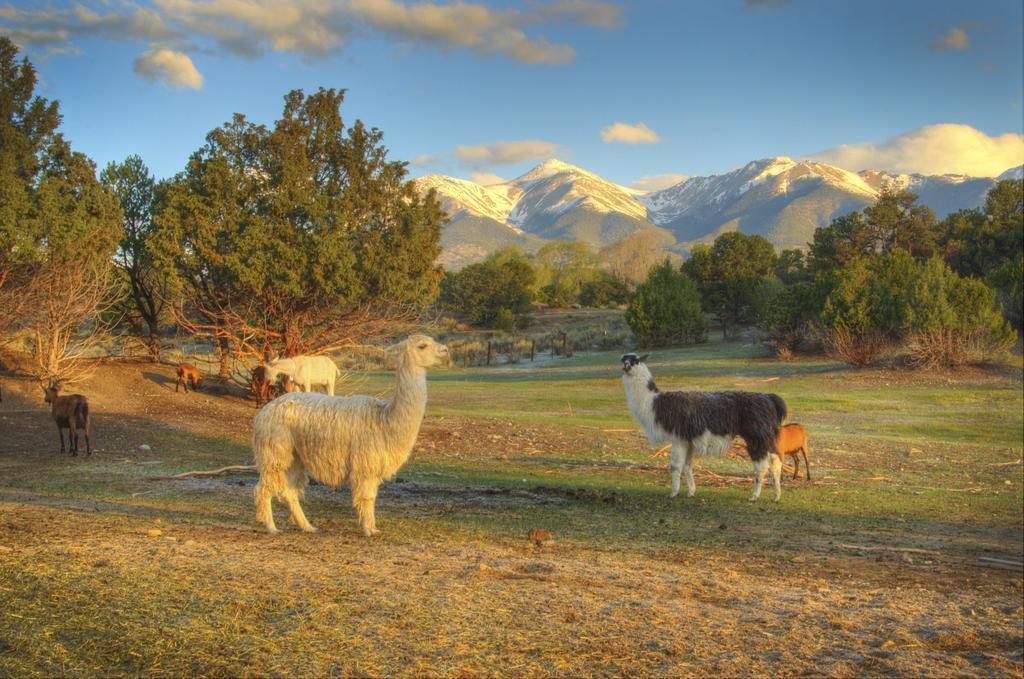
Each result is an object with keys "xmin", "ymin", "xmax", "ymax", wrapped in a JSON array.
[
  {"xmin": 620, "ymin": 354, "xmax": 652, "ymax": 382},
  {"xmin": 386, "ymin": 334, "xmax": 449, "ymax": 369}
]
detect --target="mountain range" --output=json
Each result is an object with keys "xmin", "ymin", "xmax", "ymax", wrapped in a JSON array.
[{"xmin": 415, "ymin": 158, "xmax": 1024, "ymax": 270}]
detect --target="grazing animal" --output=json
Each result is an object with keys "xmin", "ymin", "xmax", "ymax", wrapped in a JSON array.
[
  {"xmin": 253, "ymin": 335, "xmax": 448, "ymax": 536},
  {"xmin": 251, "ymin": 365, "xmax": 273, "ymax": 407},
  {"xmin": 265, "ymin": 355, "xmax": 339, "ymax": 396},
  {"xmin": 776, "ymin": 423, "xmax": 810, "ymax": 480},
  {"xmin": 42, "ymin": 381, "xmax": 91, "ymax": 456},
  {"xmin": 620, "ymin": 354, "xmax": 787, "ymax": 501},
  {"xmin": 276, "ymin": 373, "xmax": 301, "ymax": 395},
  {"xmin": 175, "ymin": 363, "xmax": 203, "ymax": 393}
]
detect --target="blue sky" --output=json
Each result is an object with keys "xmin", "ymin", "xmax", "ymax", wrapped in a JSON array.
[{"xmin": 3, "ymin": 0, "xmax": 1022, "ymax": 189}]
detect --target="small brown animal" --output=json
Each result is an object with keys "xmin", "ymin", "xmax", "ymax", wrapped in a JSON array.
[
  {"xmin": 251, "ymin": 365, "xmax": 272, "ymax": 407},
  {"xmin": 775, "ymin": 423, "xmax": 810, "ymax": 479},
  {"xmin": 276, "ymin": 373, "xmax": 301, "ymax": 394},
  {"xmin": 175, "ymin": 363, "xmax": 203, "ymax": 393},
  {"xmin": 42, "ymin": 381, "xmax": 91, "ymax": 456}
]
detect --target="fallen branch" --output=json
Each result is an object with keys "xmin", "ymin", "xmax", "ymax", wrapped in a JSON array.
[
  {"xmin": 147, "ymin": 465, "xmax": 257, "ymax": 481},
  {"xmin": 602, "ymin": 428, "xmax": 638, "ymax": 433},
  {"xmin": 978, "ymin": 557, "xmax": 1024, "ymax": 569},
  {"xmin": 987, "ymin": 459, "xmax": 1022, "ymax": 467},
  {"xmin": 650, "ymin": 443, "xmax": 671, "ymax": 458},
  {"xmin": 838, "ymin": 543, "xmax": 940, "ymax": 556}
]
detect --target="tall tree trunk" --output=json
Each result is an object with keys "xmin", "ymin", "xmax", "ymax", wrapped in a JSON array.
[
  {"xmin": 218, "ymin": 336, "xmax": 232, "ymax": 378},
  {"xmin": 146, "ymin": 326, "xmax": 160, "ymax": 363}
]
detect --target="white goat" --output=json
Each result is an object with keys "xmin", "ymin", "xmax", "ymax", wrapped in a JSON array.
[
  {"xmin": 265, "ymin": 355, "xmax": 339, "ymax": 396},
  {"xmin": 252, "ymin": 335, "xmax": 448, "ymax": 536}
]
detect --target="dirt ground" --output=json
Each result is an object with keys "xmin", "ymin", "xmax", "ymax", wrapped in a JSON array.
[{"xmin": 0, "ymin": 357, "xmax": 1022, "ymax": 676}]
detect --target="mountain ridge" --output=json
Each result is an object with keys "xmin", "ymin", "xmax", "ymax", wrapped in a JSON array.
[{"xmin": 415, "ymin": 158, "xmax": 1020, "ymax": 269}]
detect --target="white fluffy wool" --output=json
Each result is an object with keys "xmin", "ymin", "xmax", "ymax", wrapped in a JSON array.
[{"xmin": 252, "ymin": 335, "xmax": 447, "ymax": 536}]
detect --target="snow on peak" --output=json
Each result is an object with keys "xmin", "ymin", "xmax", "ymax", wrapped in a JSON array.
[
  {"xmin": 998, "ymin": 165, "xmax": 1023, "ymax": 180},
  {"xmin": 414, "ymin": 174, "xmax": 517, "ymax": 223}
]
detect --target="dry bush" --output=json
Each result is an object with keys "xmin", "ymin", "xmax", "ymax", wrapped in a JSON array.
[
  {"xmin": 824, "ymin": 327, "xmax": 891, "ymax": 368},
  {"xmin": 27, "ymin": 260, "xmax": 122, "ymax": 385},
  {"xmin": 906, "ymin": 329, "xmax": 1013, "ymax": 369}
]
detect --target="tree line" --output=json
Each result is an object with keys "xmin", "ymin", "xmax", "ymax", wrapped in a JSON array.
[{"xmin": 628, "ymin": 185, "xmax": 1022, "ymax": 368}]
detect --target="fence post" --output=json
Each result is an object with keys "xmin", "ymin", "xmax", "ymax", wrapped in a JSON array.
[
  {"xmin": 530, "ymin": 339, "xmax": 535, "ymax": 362},
  {"xmin": 561, "ymin": 332, "xmax": 567, "ymax": 357},
  {"xmin": 486, "ymin": 341, "xmax": 492, "ymax": 366}
]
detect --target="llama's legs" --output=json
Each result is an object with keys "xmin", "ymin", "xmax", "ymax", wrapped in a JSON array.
[
  {"xmin": 683, "ymin": 445, "xmax": 696, "ymax": 497},
  {"xmin": 283, "ymin": 462, "xmax": 317, "ymax": 532},
  {"xmin": 352, "ymin": 479, "xmax": 381, "ymax": 536},
  {"xmin": 327, "ymin": 380, "xmax": 335, "ymax": 397},
  {"xmin": 69, "ymin": 423, "xmax": 78, "ymax": 456},
  {"xmin": 254, "ymin": 469, "xmax": 285, "ymax": 534},
  {"xmin": 749, "ymin": 456, "xmax": 770, "ymax": 501},
  {"xmin": 770, "ymin": 453, "xmax": 783, "ymax": 502},
  {"xmin": 802, "ymin": 447, "xmax": 811, "ymax": 480},
  {"xmin": 668, "ymin": 443, "xmax": 684, "ymax": 498}
]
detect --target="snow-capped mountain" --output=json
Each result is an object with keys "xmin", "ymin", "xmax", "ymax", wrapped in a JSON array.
[
  {"xmin": 641, "ymin": 157, "xmax": 877, "ymax": 247},
  {"xmin": 415, "ymin": 158, "xmax": 1020, "ymax": 268},
  {"xmin": 998, "ymin": 165, "xmax": 1023, "ymax": 180}
]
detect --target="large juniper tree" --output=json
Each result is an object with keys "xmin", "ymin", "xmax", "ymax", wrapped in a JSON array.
[
  {"xmin": 0, "ymin": 37, "xmax": 122, "ymax": 381},
  {"xmin": 152, "ymin": 88, "xmax": 444, "ymax": 375}
]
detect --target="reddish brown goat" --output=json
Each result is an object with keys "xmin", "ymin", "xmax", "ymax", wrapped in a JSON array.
[
  {"xmin": 175, "ymin": 363, "xmax": 203, "ymax": 393},
  {"xmin": 42, "ymin": 382, "xmax": 91, "ymax": 456},
  {"xmin": 775, "ymin": 423, "xmax": 810, "ymax": 479}
]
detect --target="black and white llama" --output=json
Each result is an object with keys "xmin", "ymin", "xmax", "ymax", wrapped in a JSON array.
[{"xmin": 620, "ymin": 353, "xmax": 788, "ymax": 501}]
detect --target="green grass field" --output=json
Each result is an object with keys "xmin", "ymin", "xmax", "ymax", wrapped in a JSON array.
[{"xmin": 0, "ymin": 339, "xmax": 1021, "ymax": 676}]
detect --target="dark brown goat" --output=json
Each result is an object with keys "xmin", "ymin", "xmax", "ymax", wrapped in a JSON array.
[
  {"xmin": 175, "ymin": 363, "xmax": 203, "ymax": 393},
  {"xmin": 251, "ymin": 365, "xmax": 273, "ymax": 407},
  {"xmin": 42, "ymin": 382, "xmax": 91, "ymax": 456}
]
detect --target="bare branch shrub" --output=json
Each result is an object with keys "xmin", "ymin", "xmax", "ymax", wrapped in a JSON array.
[
  {"xmin": 824, "ymin": 326, "xmax": 891, "ymax": 368},
  {"xmin": 906, "ymin": 329, "xmax": 1014, "ymax": 368}
]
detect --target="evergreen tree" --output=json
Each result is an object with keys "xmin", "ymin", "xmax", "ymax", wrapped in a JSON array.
[
  {"xmin": 626, "ymin": 260, "xmax": 706, "ymax": 347},
  {"xmin": 681, "ymin": 232, "xmax": 777, "ymax": 338},
  {"xmin": 152, "ymin": 88, "xmax": 443, "ymax": 372},
  {"xmin": 101, "ymin": 155, "xmax": 168, "ymax": 360}
]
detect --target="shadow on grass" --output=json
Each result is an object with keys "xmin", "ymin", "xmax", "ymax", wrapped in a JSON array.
[{"xmin": 141, "ymin": 371, "xmax": 175, "ymax": 389}]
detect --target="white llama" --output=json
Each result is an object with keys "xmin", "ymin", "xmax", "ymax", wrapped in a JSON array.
[{"xmin": 252, "ymin": 335, "xmax": 448, "ymax": 536}]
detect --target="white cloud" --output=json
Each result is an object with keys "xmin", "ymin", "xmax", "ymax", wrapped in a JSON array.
[
  {"xmin": 630, "ymin": 173, "xmax": 688, "ymax": 192},
  {"xmin": 743, "ymin": 0, "xmax": 790, "ymax": 11},
  {"xmin": 133, "ymin": 48, "xmax": 204, "ymax": 89},
  {"xmin": 931, "ymin": 26, "xmax": 970, "ymax": 51},
  {"xmin": 600, "ymin": 121, "xmax": 661, "ymax": 144},
  {"xmin": 455, "ymin": 140, "xmax": 560, "ymax": 167},
  {"xmin": 529, "ymin": 1, "xmax": 623, "ymax": 28},
  {"xmin": 470, "ymin": 171, "xmax": 507, "ymax": 185},
  {"xmin": 347, "ymin": 0, "xmax": 577, "ymax": 64},
  {"xmin": 410, "ymin": 154, "xmax": 439, "ymax": 167},
  {"xmin": 806, "ymin": 123, "xmax": 1024, "ymax": 177},
  {"xmin": 0, "ymin": 1, "xmax": 620, "ymax": 66}
]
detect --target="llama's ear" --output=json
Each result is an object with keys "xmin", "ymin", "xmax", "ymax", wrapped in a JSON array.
[
  {"xmin": 638, "ymin": 354, "xmax": 649, "ymax": 363},
  {"xmin": 383, "ymin": 341, "xmax": 404, "ymax": 358}
]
